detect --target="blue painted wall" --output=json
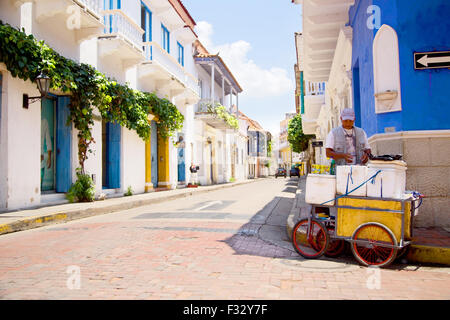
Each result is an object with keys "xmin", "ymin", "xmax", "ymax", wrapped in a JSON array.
[{"xmin": 350, "ymin": 0, "xmax": 450, "ymax": 137}]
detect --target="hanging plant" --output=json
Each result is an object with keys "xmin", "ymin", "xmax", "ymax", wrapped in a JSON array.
[{"xmin": 202, "ymin": 101, "xmax": 239, "ymax": 130}]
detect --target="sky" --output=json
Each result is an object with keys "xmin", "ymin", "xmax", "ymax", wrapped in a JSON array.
[{"xmin": 182, "ymin": 0, "xmax": 303, "ymax": 136}]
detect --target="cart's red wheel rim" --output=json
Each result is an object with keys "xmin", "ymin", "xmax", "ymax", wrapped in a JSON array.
[
  {"xmin": 325, "ymin": 239, "xmax": 346, "ymax": 257},
  {"xmin": 352, "ymin": 224, "xmax": 395, "ymax": 266},
  {"xmin": 317, "ymin": 227, "xmax": 346, "ymax": 258},
  {"xmin": 314, "ymin": 229, "xmax": 326, "ymax": 251},
  {"xmin": 292, "ymin": 220, "xmax": 328, "ymax": 258}
]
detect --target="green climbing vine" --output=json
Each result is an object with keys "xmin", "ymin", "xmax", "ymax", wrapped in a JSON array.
[
  {"xmin": 204, "ymin": 101, "xmax": 239, "ymax": 130},
  {"xmin": 0, "ymin": 21, "xmax": 184, "ymax": 171}
]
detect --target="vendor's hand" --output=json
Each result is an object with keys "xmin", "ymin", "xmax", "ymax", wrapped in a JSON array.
[
  {"xmin": 344, "ymin": 153, "xmax": 354, "ymax": 163},
  {"xmin": 361, "ymin": 153, "xmax": 369, "ymax": 164}
]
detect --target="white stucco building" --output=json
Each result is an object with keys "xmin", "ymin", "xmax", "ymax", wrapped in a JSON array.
[
  {"xmin": 0, "ymin": 0, "xmax": 200, "ymax": 211},
  {"xmin": 192, "ymin": 40, "xmax": 244, "ymax": 185}
]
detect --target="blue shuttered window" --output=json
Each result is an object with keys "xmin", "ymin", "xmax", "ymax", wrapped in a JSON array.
[
  {"xmin": 104, "ymin": 0, "xmax": 120, "ymax": 9},
  {"xmin": 177, "ymin": 42, "xmax": 184, "ymax": 66},
  {"xmin": 141, "ymin": 1, "xmax": 152, "ymax": 43},
  {"xmin": 161, "ymin": 24, "xmax": 170, "ymax": 53},
  {"xmin": 104, "ymin": 0, "xmax": 121, "ymax": 34}
]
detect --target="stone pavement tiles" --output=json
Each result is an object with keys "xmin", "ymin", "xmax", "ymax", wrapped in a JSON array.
[{"xmin": 0, "ymin": 217, "xmax": 449, "ymax": 300}]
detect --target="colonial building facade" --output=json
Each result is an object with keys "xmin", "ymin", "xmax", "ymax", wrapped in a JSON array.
[
  {"xmin": 293, "ymin": 0, "xmax": 450, "ymax": 227},
  {"xmin": 192, "ymin": 40, "xmax": 243, "ymax": 185},
  {"xmin": 0, "ymin": 0, "xmax": 259, "ymax": 212}
]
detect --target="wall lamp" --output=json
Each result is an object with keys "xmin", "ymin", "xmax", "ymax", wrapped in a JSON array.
[{"xmin": 23, "ymin": 72, "xmax": 51, "ymax": 109}]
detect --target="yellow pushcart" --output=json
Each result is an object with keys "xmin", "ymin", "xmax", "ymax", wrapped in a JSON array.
[{"xmin": 291, "ymin": 192, "xmax": 423, "ymax": 267}]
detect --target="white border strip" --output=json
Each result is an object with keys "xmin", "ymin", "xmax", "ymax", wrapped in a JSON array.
[{"xmin": 369, "ymin": 130, "xmax": 450, "ymax": 144}]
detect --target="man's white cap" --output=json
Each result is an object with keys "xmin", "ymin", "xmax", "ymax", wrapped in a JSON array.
[{"xmin": 341, "ymin": 108, "xmax": 355, "ymax": 121}]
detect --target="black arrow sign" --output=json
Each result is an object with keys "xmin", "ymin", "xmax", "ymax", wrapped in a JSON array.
[{"xmin": 414, "ymin": 51, "xmax": 450, "ymax": 70}]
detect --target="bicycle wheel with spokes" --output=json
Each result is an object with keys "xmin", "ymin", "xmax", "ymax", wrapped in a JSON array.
[
  {"xmin": 292, "ymin": 218, "xmax": 329, "ymax": 259},
  {"xmin": 351, "ymin": 222, "xmax": 398, "ymax": 268}
]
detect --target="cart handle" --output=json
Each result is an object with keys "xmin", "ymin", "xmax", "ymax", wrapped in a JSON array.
[{"xmin": 412, "ymin": 191, "xmax": 425, "ymax": 210}]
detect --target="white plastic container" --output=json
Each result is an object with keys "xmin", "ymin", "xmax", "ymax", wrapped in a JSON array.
[
  {"xmin": 336, "ymin": 165, "xmax": 368, "ymax": 196},
  {"xmin": 305, "ymin": 174, "xmax": 336, "ymax": 206},
  {"xmin": 366, "ymin": 160, "xmax": 407, "ymax": 199}
]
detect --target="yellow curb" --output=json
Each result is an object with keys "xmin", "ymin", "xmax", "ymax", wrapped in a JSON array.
[
  {"xmin": 0, "ymin": 224, "xmax": 13, "ymax": 234},
  {"xmin": 406, "ymin": 245, "xmax": 450, "ymax": 266},
  {"xmin": 0, "ymin": 213, "xmax": 69, "ymax": 236},
  {"xmin": 21, "ymin": 213, "xmax": 68, "ymax": 225}
]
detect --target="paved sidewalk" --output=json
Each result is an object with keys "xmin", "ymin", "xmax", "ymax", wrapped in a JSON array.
[
  {"xmin": 0, "ymin": 179, "xmax": 261, "ymax": 236},
  {"xmin": 286, "ymin": 176, "xmax": 450, "ymax": 266}
]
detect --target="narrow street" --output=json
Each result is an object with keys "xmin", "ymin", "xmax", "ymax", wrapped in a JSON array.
[{"xmin": 0, "ymin": 177, "xmax": 449, "ymax": 300}]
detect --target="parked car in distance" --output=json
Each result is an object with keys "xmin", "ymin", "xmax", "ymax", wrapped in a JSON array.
[
  {"xmin": 275, "ymin": 168, "xmax": 287, "ymax": 178},
  {"xmin": 289, "ymin": 167, "xmax": 300, "ymax": 177}
]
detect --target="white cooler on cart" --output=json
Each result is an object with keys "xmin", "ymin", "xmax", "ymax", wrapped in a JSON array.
[
  {"xmin": 336, "ymin": 165, "xmax": 368, "ymax": 197},
  {"xmin": 366, "ymin": 160, "xmax": 407, "ymax": 199},
  {"xmin": 305, "ymin": 174, "xmax": 337, "ymax": 206}
]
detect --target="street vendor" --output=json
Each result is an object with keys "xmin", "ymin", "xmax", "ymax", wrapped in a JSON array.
[{"xmin": 325, "ymin": 108, "xmax": 371, "ymax": 166}]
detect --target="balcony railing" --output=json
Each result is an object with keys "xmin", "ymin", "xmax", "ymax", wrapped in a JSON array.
[
  {"xmin": 76, "ymin": 0, "xmax": 102, "ymax": 16},
  {"xmin": 195, "ymin": 99, "xmax": 226, "ymax": 113},
  {"xmin": 195, "ymin": 99, "xmax": 239, "ymax": 130},
  {"xmin": 143, "ymin": 42, "xmax": 200, "ymax": 96},
  {"xmin": 305, "ymin": 81, "xmax": 326, "ymax": 96},
  {"xmin": 103, "ymin": 10, "xmax": 144, "ymax": 50}
]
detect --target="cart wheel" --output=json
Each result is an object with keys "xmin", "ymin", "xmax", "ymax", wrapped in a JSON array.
[
  {"xmin": 316, "ymin": 227, "xmax": 346, "ymax": 258},
  {"xmin": 292, "ymin": 218, "xmax": 329, "ymax": 259},
  {"xmin": 351, "ymin": 222, "xmax": 398, "ymax": 268}
]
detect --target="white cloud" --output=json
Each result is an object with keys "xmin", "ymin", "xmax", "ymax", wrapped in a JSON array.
[{"xmin": 195, "ymin": 21, "xmax": 294, "ymax": 98}]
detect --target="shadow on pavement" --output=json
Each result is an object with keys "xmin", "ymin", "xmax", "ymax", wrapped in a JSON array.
[
  {"xmin": 220, "ymin": 178, "xmax": 300, "ymax": 259},
  {"xmin": 220, "ymin": 177, "xmax": 410, "ymax": 270}
]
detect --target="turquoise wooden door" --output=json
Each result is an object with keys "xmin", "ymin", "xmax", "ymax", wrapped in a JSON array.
[
  {"xmin": 151, "ymin": 120, "xmax": 158, "ymax": 187},
  {"xmin": 177, "ymin": 148, "xmax": 185, "ymax": 182},
  {"xmin": 107, "ymin": 121, "xmax": 121, "ymax": 189},
  {"xmin": 177, "ymin": 134, "xmax": 185, "ymax": 182},
  {"xmin": 55, "ymin": 96, "xmax": 72, "ymax": 192},
  {"xmin": 41, "ymin": 98, "xmax": 56, "ymax": 191}
]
